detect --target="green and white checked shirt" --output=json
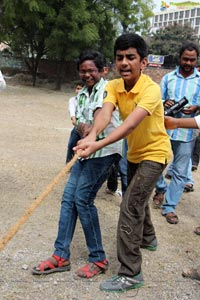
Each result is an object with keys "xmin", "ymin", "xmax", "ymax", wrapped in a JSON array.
[{"xmin": 76, "ymin": 78, "xmax": 122, "ymax": 159}]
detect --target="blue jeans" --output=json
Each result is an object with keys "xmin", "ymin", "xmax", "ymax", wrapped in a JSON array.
[
  {"xmin": 66, "ymin": 127, "xmax": 81, "ymax": 163},
  {"xmin": 119, "ymin": 140, "xmax": 128, "ymax": 195},
  {"xmin": 192, "ymin": 134, "xmax": 200, "ymax": 167},
  {"xmin": 156, "ymin": 140, "xmax": 195, "ymax": 215},
  {"xmin": 186, "ymin": 159, "xmax": 194, "ymax": 185},
  {"xmin": 166, "ymin": 159, "xmax": 194, "ymax": 185},
  {"xmin": 54, "ymin": 153, "xmax": 121, "ymax": 262}
]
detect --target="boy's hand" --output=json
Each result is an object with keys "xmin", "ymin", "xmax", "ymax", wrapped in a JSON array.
[
  {"xmin": 74, "ymin": 141, "xmax": 99, "ymax": 158},
  {"xmin": 71, "ymin": 116, "xmax": 76, "ymax": 126},
  {"xmin": 73, "ymin": 131, "xmax": 99, "ymax": 158},
  {"xmin": 77, "ymin": 123, "xmax": 92, "ymax": 137}
]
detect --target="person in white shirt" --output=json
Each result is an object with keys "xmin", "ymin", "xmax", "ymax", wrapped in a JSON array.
[
  {"xmin": 66, "ymin": 82, "xmax": 83, "ymax": 163},
  {"xmin": 0, "ymin": 70, "xmax": 6, "ymax": 90},
  {"xmin": 165, "ymin": 114, "xmax": 200, "ymax": 281}
]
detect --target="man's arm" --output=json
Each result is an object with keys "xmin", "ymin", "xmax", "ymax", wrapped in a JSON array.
[{"xmin": 164, "ymin": 116, "xmax": 199, "ymax": 129}]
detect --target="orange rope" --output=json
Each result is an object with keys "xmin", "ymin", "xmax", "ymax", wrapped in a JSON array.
[{"xmin": 0, "ymin": 154, "xmax": 78, "ymax": 251}]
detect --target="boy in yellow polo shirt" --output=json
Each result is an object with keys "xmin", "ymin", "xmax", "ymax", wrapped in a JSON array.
[{"xmin": 75, "ymin": 32, "xmax": 172, "ymax": 292}]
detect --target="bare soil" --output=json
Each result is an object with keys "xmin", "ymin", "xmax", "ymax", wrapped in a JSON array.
[{"xmin": 0, "ymin": 82, "xmax": 199, "ymax": 300}]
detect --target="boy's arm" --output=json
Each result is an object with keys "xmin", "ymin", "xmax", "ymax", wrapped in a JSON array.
[{"xmin": 75, "ymin": 106, "xmax": 148, "ymax": 158}]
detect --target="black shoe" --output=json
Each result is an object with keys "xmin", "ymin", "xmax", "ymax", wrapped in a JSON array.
[
  {"xmin": 184, "ymin": 184, "xmax": 194, "ymax": 193},
  {"xmin": 192, "ymin": 165, "xmax": 197, "ymax": 171}
]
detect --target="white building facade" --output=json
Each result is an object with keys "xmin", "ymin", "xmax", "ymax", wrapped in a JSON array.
[{"xmin": 152, "ymin": 5, "xmax": 200, "ymax": 39}]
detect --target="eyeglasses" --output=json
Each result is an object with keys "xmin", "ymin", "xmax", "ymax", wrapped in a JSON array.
[{"xmin": 79, "ymin": 69, "xmax": 98, "ymax": 75}]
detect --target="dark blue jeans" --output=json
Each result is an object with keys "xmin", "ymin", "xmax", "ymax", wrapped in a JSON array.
[
  {"xmin": 54, "ymin": 153, "xmax": 121, "ymax": 262},
  {"xmin": 66, "ymin": 127, "xmax": 81, "ymax": 163}
]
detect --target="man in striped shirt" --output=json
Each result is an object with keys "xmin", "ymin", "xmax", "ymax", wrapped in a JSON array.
[{"xmin": 153, "ymin": 42, "xmax": 200, "ymax": 224}]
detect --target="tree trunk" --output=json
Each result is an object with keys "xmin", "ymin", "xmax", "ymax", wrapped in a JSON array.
[{"xmin": 55, "ymin": 60, "xmax": 64, "ymax": 90}]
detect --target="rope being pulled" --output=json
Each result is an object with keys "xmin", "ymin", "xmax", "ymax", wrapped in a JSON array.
[{"xmin": 0, "ymin": 154, "xmax": 78, "ymax": 251}]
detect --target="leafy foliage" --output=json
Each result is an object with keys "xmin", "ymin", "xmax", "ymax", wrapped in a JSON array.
[
  {"xmin": 112, "ymin": 0, "xmax": 154, "ymax": 34},
  {"xmin": 0, "ymin": 0, "xmax": 154, "ymax": 87},
  {"xmin": 148, "ymin": 23, "xmax": 199, "ymax": 66}
]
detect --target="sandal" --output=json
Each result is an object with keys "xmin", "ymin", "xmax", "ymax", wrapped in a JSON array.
[
  {"xmin": 32, "ymin": 254, "xmax": 71, "ymax": 275},
  {"xmin": 182, "ymin": 266, "xmax": 200, "ymax": 281},
  {"xmin": 152, "ymin": 192, "xmax": 165, "ymax": 209},
  {"xmin": 76, "ymin": 259, "xmax": 109, "ymax": 278},
  {"xmin": 194, "ymin": 226, "xmax": 200, "ymax": 236},
  {"xmin": 184, "ymin": 184, "xmax": 194, "ymax": 193},
  {"xmin": 163, "ymin": 212, "xmax": 179, "ymax": 224}
]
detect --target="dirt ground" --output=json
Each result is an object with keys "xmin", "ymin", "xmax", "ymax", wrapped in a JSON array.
[{"xmin": 0, "ymin": 82, "xmax": 200, "ymax": 300}]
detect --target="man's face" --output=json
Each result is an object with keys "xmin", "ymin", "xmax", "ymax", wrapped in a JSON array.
[
  {"xmin": 179, "ymin": 49, "xmax": 198, "ymax": 77},
  {"xmin": 79, "ymin": 60, "xmax": 101, "ymax": 89},
  {"xmin": 115, "ymin": 47, "xmax": 147, "ymax": 89}
]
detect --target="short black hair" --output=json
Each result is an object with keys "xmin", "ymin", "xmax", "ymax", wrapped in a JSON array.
[
  {"xmin": 114, "ymin": 33, "xmax": 148, "ymax": 59},
  {"xmin": 75, "ymin": 80, "xmax": 83, "ymax": 86},
  {"xmin": 77, "ymin": 50, "xmax": 106, "ymax": 72},
  {"xmin": 179, "ymin": 42, "xmax": 199, "ymax": 57}
]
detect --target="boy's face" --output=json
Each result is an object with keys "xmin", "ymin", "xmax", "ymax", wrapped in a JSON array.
[
  {"xmin": 79, "ymin": 60, "xmax": 101, "ymax": 89},
  {"xmin": 115, "ymin": 47, "xmax": 147, "ymax": 89},
  {"xmin": 75, "ymin": 85, "xmax": 83, "ymax": 95}
]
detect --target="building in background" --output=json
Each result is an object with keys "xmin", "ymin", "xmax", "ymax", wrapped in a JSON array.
[{"xmin": 151, "ymin": 1, "xmax": 200, "ymax": 39}]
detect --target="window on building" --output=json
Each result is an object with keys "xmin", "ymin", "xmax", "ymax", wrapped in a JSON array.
[
  {"xmin": 179, "ymin": 20, "xmax": 183, "ymax": 25},
  {"xmin": 190, "ymin": 18, "xmax": 194, "ymax": 26},
  {"xmin": 191, "ymin": 9, "xmax": 195, "ymax": 17},
  {"xmin": 169, "ymin": 13, "xmax": 173, "ymax": 20},
  {"xmin": 179, "ymin": 11, "xmax": 184, "ymax": 19},
  {"xmin": 174, "ymin": 12, "xmax": 178, "ymax": 19},
  {"xmin": 164, "ymin": 14, "xmax": 168, "ymax": 21},
  {"xmin": 160, "ymin": 15, "xmax": 163, "ymax": 22},
  {"xmin": 196, "ymin": 17, "xmax": 200, "ymax": 26},
  {"xmin": 185, "ymin": 10, "xmax": 189, "ymax": 18},
  {"xmin": 197, "ymin": 8, "xmax": 200, "ymax": 16}
]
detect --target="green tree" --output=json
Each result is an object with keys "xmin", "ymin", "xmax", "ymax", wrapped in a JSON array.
[
  {"xmin": 113, "ymin": 0, "xmax": 154, "ymax": 34},
  {"xmin": 0, "ymin": 0, "xmax": 58, "ymax": 86},
  {"xmin": 148, "ymin": 23, "xmax": 199, "ymax": 65},
  {"xmin": 0, "ymin": 0, "xmax": 155, "ymax": 88},
  {"xmin": 46, "ymin": 0, "xmax": 100, "ymax": 89}
]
